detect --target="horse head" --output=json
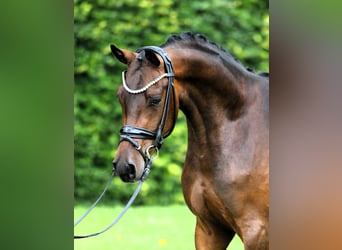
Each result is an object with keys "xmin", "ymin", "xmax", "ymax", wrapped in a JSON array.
[{"xmin": 110, "ymin": 44, "xmax": 178, "ymax": 182}]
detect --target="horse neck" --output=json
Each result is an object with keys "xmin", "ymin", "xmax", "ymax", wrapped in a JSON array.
[{"xmin": 167, "ymin": 47, "xmax": 254, "ymax": 160}]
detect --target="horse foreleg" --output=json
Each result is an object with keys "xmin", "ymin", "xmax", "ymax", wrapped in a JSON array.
[
  {"xmin": 194, "ymin": 216, "xmax": 235, "ymax": 250},
  {"xmin": 240, "ymin": 219, "xmax": 269, "ymax": 250}
]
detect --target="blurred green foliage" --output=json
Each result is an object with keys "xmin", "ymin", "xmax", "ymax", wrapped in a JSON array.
[{"xmin": 74, "ymin": 0, "xmax": 269, "ymax": 205}]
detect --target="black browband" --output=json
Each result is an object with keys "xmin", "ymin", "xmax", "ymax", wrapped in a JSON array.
[{"xmin": 119, "ymin": 46, "xmax": 176, "ymax": 161}]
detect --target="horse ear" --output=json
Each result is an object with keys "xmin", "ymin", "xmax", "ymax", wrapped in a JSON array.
[
  {"xmin": 110, "ymin": 44, "xmax": 135, "ymax": 65},
  {"xmin": 144, "ymin": 49, "xmax": 160, "ymax": 67}
]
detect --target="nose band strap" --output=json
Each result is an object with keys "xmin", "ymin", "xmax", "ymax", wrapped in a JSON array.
[
  {"xmin": 120, "ymin": 125, "xmax": 156, "ymax": 140},
  {"xmin": 119, "ymin": 125, "xmax": 158, "ymax": 161}
]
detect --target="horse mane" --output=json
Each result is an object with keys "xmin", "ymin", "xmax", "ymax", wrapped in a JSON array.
[
  {"xmin": 162, "ymin": 32, "xmax": 228, "ymax": 54},
  {"xmin": 161, "ymin": 31, "xmax": 268, "ymax": 76},
  {"xmin": 161, "ymin": 32, "xmax": 236, "ymax": 61}
]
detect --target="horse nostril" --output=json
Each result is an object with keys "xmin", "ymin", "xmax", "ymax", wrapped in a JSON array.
[
  {"xmin": 127, "ymin": 163, "xmax": 136, "ymax": 180},
  {"xmin": 113, "ymin": 159, "xmax": 137, "ymax": 182}
]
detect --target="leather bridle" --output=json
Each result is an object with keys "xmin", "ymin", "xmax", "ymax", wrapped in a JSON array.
[
  {"xmin": 74, "ymin": 47, "xmax": 177, "ymax": 239},
  {"xmin": 117, "ymin": 46, "xmax": 177, "ymax": 180}
]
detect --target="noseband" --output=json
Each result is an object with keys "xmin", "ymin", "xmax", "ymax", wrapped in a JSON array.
[{"xmin": 118, "ymin": 46, "xmax": 176, "ymax": 179}]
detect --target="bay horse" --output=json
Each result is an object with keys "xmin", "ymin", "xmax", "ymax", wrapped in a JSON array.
[{"xmin": 111, "ymin": 32, "xmax": 269, "ymax": 250}]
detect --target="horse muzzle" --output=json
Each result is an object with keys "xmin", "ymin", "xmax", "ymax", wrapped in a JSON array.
[
  {"xmin": 112, "ymin": 142, "xmax": 145, "ymax": 182},
  {"xmin": 112, "ymin": 161, "xmax": 136, "ymax": 182}
]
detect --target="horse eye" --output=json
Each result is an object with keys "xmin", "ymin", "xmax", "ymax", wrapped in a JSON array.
[{"xmin": 149, "ymin": 97, "xmax": 162, "ymax": 106}]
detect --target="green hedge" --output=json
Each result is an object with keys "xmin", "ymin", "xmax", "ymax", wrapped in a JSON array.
[{"xmin": 74, "ymin": 0, "xmax": 269, "ymax": 205}]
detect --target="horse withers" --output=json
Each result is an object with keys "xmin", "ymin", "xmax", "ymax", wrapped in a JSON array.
[{"xmin": 111, "ymin": 32, "xmax": 269, "ymax": 250}]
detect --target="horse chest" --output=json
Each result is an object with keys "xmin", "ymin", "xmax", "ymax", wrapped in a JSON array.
[
  {"xmin": 182, "ymin": 136, "xmax": 265, "ymax": 225},
  {"xmin": 182, "ymin": 168, "xmax": 240, "ymax": 229}
]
